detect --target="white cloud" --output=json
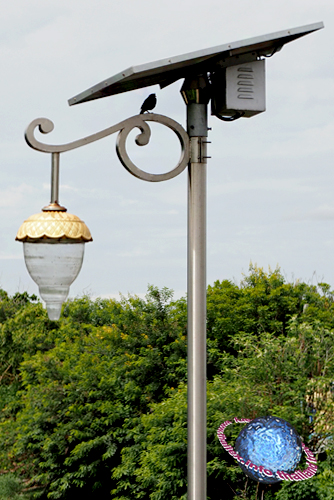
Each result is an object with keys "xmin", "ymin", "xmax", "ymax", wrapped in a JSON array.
[
  {"xmin": 0, "ymin": 184, "xmax": 36, "ymax": 208},
  {"xmin": 0, "ymin": 254, "xmax": 21, "ymax": 260},
  {"xmin": 284, "ymin": 205, "xmax": 334, "ymax": 221},
  {"xmin": 209, "ymin": 177, "xmax": 316, "ymax": 196}
]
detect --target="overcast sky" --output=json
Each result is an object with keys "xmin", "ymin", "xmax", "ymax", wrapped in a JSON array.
[{"xmin": 0, "ymin": 1, "xmax": 333, "ymax": 303}]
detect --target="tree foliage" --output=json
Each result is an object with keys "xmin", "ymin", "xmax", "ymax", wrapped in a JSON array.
[{"xmin": 0, "ymin": 268, "xmax": 333, "ymax": 499}]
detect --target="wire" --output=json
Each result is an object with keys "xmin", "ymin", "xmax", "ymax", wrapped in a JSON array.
[
  {"xmin": 262, "ymin": 46, "xmax": 281, "ymax": 58},
  {"xmin": 214, "ymin": 111, "xmax": 245, "ymax": 122}
]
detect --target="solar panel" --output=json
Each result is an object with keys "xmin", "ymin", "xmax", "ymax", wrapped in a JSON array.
[{"xmin": 68, "ymin": 22, "xmax": 323, "ymax": 106}]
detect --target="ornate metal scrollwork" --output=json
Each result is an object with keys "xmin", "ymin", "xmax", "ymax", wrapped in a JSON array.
[{"xmin": 25, "ymin": 114, "xmax": 190, "ymax": 182}]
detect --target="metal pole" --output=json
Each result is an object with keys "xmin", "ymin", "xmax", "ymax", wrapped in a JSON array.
[
  {"xmin": 187, "ymin": 101, "xmax": 207, "ymax": 500},
  {"xmin": 50, "ymin": 152, "xmax": 60, "ymax": 204}
]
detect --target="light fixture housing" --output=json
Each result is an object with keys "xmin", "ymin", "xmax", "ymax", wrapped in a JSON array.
[
  {"xmin": 16, "ymin": 209, "xmax": 92, "ymax": 320},
  {"xmin": 211, "ymin": 60, "xmax": 266, "ymax": 119}
]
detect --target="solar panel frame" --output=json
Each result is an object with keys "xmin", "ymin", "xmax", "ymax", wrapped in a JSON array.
[{"xmin": 68, "ymin": 22, "xmax": 324, "ymax": 106}]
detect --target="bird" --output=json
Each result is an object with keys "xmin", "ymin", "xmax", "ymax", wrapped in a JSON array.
[{"xmin": 140, "ymin": 93, "xmax": 157, "ymax": 114}]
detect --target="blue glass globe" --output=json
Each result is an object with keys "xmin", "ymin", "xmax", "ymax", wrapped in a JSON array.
[{"xmin": 235, "ymin": 416, "xmax": 302, "ymax": 484}]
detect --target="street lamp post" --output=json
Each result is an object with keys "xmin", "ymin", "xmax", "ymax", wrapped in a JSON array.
[
  {"xmin": 17, "ymin": 23, "xmax": 323, "ymax": 500},
  {"xmin": 182, "ymin": 76, "xmax": 210, "ymax": 499}
]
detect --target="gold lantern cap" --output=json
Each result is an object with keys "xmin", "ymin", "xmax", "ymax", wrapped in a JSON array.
[{"xmin": 16, "ymin": 209, "xmax": 93, "ymax": 242}]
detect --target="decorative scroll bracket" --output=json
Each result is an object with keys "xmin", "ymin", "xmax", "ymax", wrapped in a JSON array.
[{"xmin": 25, "ymin": 114, "xmax": 190, "ymax": 183}]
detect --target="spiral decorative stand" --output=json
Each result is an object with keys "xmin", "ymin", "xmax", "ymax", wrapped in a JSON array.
[{"xmin": 25, "ymin": 113, "xmax": 190, "ymax": 191}]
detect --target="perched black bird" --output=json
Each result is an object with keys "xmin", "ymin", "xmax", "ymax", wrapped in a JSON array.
[{"xmin": 140, "ymin": 93, "xmax": 157, "ymax": 114}]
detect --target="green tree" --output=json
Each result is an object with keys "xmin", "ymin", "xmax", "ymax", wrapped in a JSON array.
[
  {"xmin": 0, "ymin": 269, "xmax": 334, "ymax": 499},
  {"xmin": 0, "ymin": 286, "xmax": 187, "ymax": 499},
  {"xmin": 0, "ymin": 472, "xmax": 32, "ymax": 500},
  {"xmin": 113, "ymin": 316, "xmax": 334, "ymax": 499},
  {"xmin": 206, "ymin": 264, "xmax": 334, "ymax": 376}
]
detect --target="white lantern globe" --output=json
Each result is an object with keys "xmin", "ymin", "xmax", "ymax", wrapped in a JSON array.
[{"xmin": 16, "ymin": 207, "xmax": 92, "ymax": 320}]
